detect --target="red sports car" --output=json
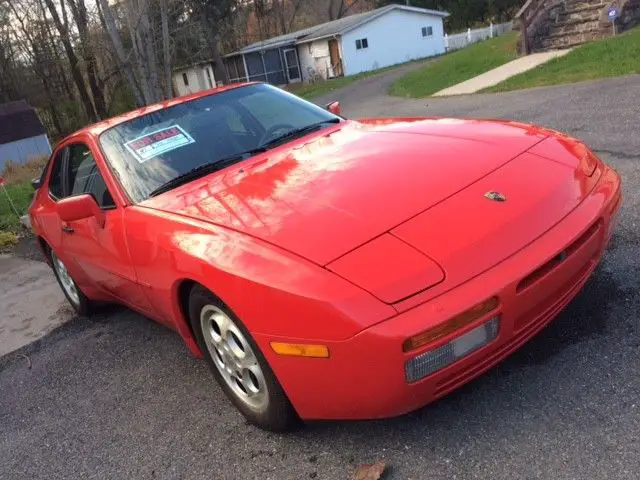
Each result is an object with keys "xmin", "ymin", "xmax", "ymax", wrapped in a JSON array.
[{"xmin": 29, "ymin": 83, "xmax": 621, "ymax": 431}]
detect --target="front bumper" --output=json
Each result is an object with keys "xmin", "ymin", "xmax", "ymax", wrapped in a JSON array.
[{"xmin": 256, "ymin": 167, "xmax": 621, "ymax": 420}]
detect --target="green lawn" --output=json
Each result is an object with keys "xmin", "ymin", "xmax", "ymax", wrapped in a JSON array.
[
  {"xmin": 389, "ymin": 32, "xmax": 518, "ymax": 98},
  {"xmin": 0, "ymin": 181, "xmax": 33, "ymax": 232},
  {"xmin": 287, "ymin": 75, "xmax": 362, "ymax": 100},
  {"xmin": 287, "ymin": 62, "xmax": 421, "ymax": 100},
  {"xmin": 484, "ymin": 27, "xmax": 640, "ymax": 93}
]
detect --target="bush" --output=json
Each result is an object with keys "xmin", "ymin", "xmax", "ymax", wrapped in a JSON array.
[{"xmin": 0, "ymin": 230, "xmax": 18, "ymax": 248}]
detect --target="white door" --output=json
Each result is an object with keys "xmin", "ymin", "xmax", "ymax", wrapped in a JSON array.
[{"xmin": 283, "ymin": 48, "xmax": 301, "ymax": 83}]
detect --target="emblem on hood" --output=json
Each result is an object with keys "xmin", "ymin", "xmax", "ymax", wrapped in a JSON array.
[{"xmin": 484, "ymin": 191, "xmax": 506, "ymax": 202}]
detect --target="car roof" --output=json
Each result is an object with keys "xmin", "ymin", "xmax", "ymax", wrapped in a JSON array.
[{"xmin": 68, "ymin": 82, "xmax": 259, "ymax": 140}]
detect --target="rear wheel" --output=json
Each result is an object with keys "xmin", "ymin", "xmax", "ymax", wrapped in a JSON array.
[
  {"xmin": 50, "ymin": 250, "xmax": 93, "ymax": 316},
  {"xmin": 188, "ymin": 285, "xmax": 298, "ymax": 431}
]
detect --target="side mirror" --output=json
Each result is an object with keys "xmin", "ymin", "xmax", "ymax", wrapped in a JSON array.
[
  {"xmin": 325, "ymin": 101, "xmax": 341, "ymax": 116},
  {"xmin": 56, "ymin": 194, "xmax": 105, "ymax": 227},
  {"xmin": 31, "ymin": 176, "xmax": 41, "ymax": 190}
]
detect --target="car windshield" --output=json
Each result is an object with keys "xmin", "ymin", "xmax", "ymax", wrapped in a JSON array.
[{"xmin": 99, "ymin": 83, "xmax": 340, "ymax": 202}]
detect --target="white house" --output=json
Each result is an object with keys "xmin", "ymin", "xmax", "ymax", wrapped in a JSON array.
[
  {"xmin": 172, "ymin": 61, "xmax": 218, "ymax": 97},
  {"xmin": 224, "ymin": 4, "xmax": 448, "ymax": 86}
]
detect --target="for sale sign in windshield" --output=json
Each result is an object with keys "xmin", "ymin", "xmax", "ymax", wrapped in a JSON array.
[{"xmin": 125, "ymin": 125, "xmax": 195, "ymax": 163}]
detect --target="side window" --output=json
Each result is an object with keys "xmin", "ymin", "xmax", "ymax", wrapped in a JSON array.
[
  {"xmin": 48, "ymin": 148, "xmax": 67, "ymax": 199},
  {"xmin": 67, "ymin": 143, "xmax": 115, "ymax": 208}
]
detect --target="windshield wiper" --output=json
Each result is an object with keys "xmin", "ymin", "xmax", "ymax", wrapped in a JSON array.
[
  {"xmin": 148, "ymin": 147, "xmax": 267, "ymax": 197},
  {"xmin": 260, "ymin": 118, "xmax": 341, "ymax": 149}
]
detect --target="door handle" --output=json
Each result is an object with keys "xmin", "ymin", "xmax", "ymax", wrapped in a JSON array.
[{"xmin": 61, "ymin": 225, "xmax": 75, "ymax": 234}]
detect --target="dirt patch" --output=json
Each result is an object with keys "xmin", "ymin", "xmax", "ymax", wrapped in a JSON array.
[{"xmin": 10, "ymin": 231, "xmax": 45, "ymax": 262}]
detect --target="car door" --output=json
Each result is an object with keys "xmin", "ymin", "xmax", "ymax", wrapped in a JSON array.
[
  {"xmin": 58, "ymin": 141, "xmax": 157, "ymax": 315},
  {"xmin": 31, "ymin": 147, "xmax": 68, "ymax": 255}
]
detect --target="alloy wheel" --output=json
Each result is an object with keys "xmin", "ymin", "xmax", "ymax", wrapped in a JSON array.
[
  {"xmin": 52, "ymin": 253, "xmax": 80, "ymax": 307},
  {"xmin": 200, "ymin": 304, "xmax": 268, "ymax": 411}
]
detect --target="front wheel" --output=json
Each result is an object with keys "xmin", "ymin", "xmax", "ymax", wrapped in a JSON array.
[
  {"xmin": 188, "ymin": 285, "xmax": 298, "ymax": 431},
  {"xmin": 50, "ymin": 250, "xmax": 93, "ymax": 316}
]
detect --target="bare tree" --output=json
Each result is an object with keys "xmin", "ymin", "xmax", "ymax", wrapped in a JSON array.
[
  {"xmin": 66, "ymin": 0, "xmax": 108, "ymax": 118},
  {"xmin": 190, "ymin": 0, "xmax": 237, "ymax": 85},
  {"xmin": 328, "ymin": 0, "xmax": 363, "ymax": 20},
  {"xmin": 274, "ymin": 0, "xmax": 305, "ymax": 34},
  {"xmin": 4, "ymin": 0, "xmax": 72, "ymax": 133},
  {"xmin": 35, "ymin": 0, "xmax": 74, "ymax": 100},
  {"xmin": 42, "ymin": 0, "xmax": 98, "ymax": 121},
  {"xmin": 96, "ymin": 0, "xmax": 145, "ymax": 107}
]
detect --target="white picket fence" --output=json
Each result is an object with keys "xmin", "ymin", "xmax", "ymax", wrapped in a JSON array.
[{"xmin": 444, "ymin": 21, "xmax": 514, "ymax": 52}]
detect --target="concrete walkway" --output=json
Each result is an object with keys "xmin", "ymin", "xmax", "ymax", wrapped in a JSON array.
[
  {"xmin": 433, "ymin": 49, "xmax": 573, "ymax": 96},
  {"xmin": 0, "ymin": 254, "xmax": 68, "ymax": 358}
]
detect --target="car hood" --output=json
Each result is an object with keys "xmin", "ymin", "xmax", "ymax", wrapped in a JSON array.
[{"xmin": 140, "ymin": 118, "xmax": 548, "ymax": 265}]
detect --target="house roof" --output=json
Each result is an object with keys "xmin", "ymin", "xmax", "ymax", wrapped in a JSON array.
[
  {"xmin": 226, "ymin": 4, "xmax": 448, "ymax": 57},
  {"xmin": 173, "ymin": 59, "xmax": 213, "ymax": 71},
  {"xmin": 0, "ymin": 100, "xmax": 46, "ymax": 145}
]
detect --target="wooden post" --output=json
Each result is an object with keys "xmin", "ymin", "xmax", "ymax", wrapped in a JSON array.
[{"xmin": 519, "ymin": 17, "xmax": 530, "ymax": 54}]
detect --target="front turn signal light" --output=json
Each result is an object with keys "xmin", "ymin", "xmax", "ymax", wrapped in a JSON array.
[
  {"xmin": 403, "ymin": 296, "xmax": 500, "ymax": 352},
  {"xmin": 270, "ymin": 342, "xmax": 330, "ymax": 358}
]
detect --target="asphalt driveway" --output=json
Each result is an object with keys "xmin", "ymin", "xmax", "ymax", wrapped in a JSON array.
[{"xmin": 2, "ymin": 76, "xmax": 640, "ymax": 480}]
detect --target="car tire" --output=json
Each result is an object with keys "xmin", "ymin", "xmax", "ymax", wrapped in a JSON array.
[
  {"xmin": 50, "ymin": 249, "xmax": 94, "ymax": 317},
  {"xmin": 188, "ymin": 285, "xmax": 299, "ymax": 431}
]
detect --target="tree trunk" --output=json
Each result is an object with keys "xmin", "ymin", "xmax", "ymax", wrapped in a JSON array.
[
  {"xmin": 96, "ymin": 0, "xmax": 145, "ymax": 107},
  {"xmin": 139, "ymin": 0, "xmax": 160, "ymax": 101},
  {"xmin": 123, "ymin": 0, "xmax": 155, "ymax": 104},
  {"xmin": 200, "ymin": 11, "xmax": 229, "ymax": 85},
  {"xmin": 30, "ymin": 42, "xmax": 64, "ymax": 135},
  {"xmin": 67, "ymin": 0, "xmax": 108, "ymax": 118},
  {"xmin": 35, "ymin": 0, "xmax": 75, "ymax": 101},
  {"xmin": 160, "ymin": 0, "xmax": 173, "ymax": 99},
  {"xmin": 275, "ymin": 0, "xmax": 287, "ymax": 34},
  {"xmin": 42, "ymin": 0, "xmax": 97, "ymax": 122}
]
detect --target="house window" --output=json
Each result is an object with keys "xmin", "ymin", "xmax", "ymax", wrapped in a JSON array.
[
  {"xmin": 182, "ymin": 72, "xmax": 189, "ymax": 86},
  {"xmin": 355, "ymin": 38, "xmax": 368, "ymax": 50},
  {"xmin": 422, "ymin": 26, "xmax": 433, "ymax": 37}
]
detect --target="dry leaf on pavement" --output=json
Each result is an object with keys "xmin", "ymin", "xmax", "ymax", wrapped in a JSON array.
[{"xmin": 351, "ymin": 461, "xmax": 386, "ymax": 480}]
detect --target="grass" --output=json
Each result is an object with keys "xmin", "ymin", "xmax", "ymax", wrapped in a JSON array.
[
  {"xmin": 483, "ymin": 26, "xmax": 640, "ymax": 93},
  {"xmin": 388, "ymin": 32, "xmax": 518, "ymax": 98},
  {"xmin": 0, "ymin": 156, "xmax": 47, "ymax": 232},
  {"xmin": 0, "ymin": 181, "xmax": 33, "ymax": 232},
  {"xmin": 286, "ymin": 61, "xmax": 420, "ymax": 100}
]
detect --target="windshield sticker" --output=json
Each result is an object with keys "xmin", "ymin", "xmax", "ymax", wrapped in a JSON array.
[{"xmin": 124, "ymin": 125, "xmax": 195, "ymax": 162}]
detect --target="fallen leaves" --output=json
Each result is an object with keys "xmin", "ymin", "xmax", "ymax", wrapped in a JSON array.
[{"xmin": 351, "ymin": 461, "xmax": 386, "ymax": 480}]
